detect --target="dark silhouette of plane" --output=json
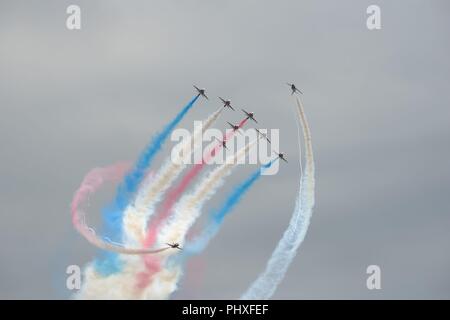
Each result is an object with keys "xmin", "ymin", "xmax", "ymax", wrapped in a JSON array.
[
  {"xmin": 227, "ymin": 121, "xmax": 241, "ymax": 132},
  {"xmin": 273, "ymin": 151, "xmax": 288, "ymax": 163},
  {"xmin": 215, "ymin": 137, "xmax": 228, "ymax": 149},
  {"xmin": 193, "ymin": 85, "xmax": 209, "ymax": 100},
  {"xmin": 242, "ymin": 109, "xmax": 258, "ymax": 123},
  {"xmin": 287, "ymin": 83, "xmax": 303, "ymax": 95},
  {"xmin": 255, "ymin": 128, "xmax": 271, "ymax": 143},
  {"xmin": 166, "ymin": 242, "xmax": 182, "ymax": 250},
  {"xmin": 219, "ymin": 97, "xmax": 235, "ymax": 111}
]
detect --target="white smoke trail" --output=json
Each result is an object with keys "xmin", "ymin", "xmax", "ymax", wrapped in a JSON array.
[
  {"xmin": 71, "ymin": 163, "xmax": 174, "ymax": 255},
  {"xmin": 75, "ymin": 253, "xmax": 180, "ymax": 299},
  {"xmin": 76, "ymin": 96, "xmax": 313, "ymax": 300},
  {"xmin": 76, "ymin": 108, "xmax": 225, "ymax": 299},
  {"xmin": 241, "ymin": 96, "xmax": 315, "ymax": 300},
  {"xmin": 75, "ymin": 220, "xmax": 170, "ymax": 255},
  {"xmin": 76, "ymin": 225, "xmax": 181, "ymax": 299},
  {"xmin": 80, "ymin": 140, "xmax": 258, "ymax": 300},
  {"xmin": 135, "ymin": 139, "xmax": 257, "ymax": 299},
  {"xmin": 122, "ymin": 107, "xmax": 224, "ymax": 245},
  {"xmin": 158, "ymin": 139, "xmax": 258, "ymax": 245},
  {"xmin": 88, "ymin": 140, "xmax": 259, "ymax": 300}
]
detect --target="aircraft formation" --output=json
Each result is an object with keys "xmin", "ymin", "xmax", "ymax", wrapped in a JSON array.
[{"xmin": 166, "ymin": 84, "xmax": 301, "ymax": 250}]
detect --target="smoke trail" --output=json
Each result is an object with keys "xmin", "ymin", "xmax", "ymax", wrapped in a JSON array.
[
  {"xmin": 94, "ymin": 95, "xmax": 199, "ymax": 274},
  {"xmin": 134, "ymin": 159, "xmax": 275, "ymax": 299},
  {"xmin": 241, "ymin": 96, "xmax": 315, "ymax": 300},
  {"xmin": 122, "ymin": 107, "xmax": 225, "ymax": 245},
  {"xmin": 71, "ymin": 163, "xmax": 172, "ymax": 255},
  {"xmin": 142, "ymin": 117, "xmax": 249, "ymax": 248},
  {"xmin": 76, "ymin": 254, "xmax": 171, "ymax": 299},
  {"xmin": 158, "ymin": 139, "xmax": 258, "ymax": 247},
  {"xmin": 73, "ymin": 92, "xmax": 313, "ymax": 300},
  {"xmin": 73, "ymin": 164, "xmax": 175, "ymax": 299},
  {"xmin": 103, "ymin": 95, "xmax": 200, "ymax": 242},
  {"xmin": 133, "ymin": 138, "xmax": 256, "ymax": 291},
  {"xmin": 179, "ymin": 160, "xmax": 276, "ymax": 259}
]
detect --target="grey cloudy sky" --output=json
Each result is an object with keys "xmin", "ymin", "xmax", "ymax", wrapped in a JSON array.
[{"xmin": 0, "ymin": 0, "xmax": 449, "ymax": 299}]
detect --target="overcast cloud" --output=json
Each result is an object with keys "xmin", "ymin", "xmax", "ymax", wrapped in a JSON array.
[{"xmin": 0, "ymin": 0, "xmax": 449, "ymax": 299}]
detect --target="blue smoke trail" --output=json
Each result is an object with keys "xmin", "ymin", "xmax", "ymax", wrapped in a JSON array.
[
  {"xmin": 97, "ymin": 95, "xmax": 200, "ymax": 275},
  {"xmin": 174, "ymin": 160, "xmax": 276, "ymax": 264}
]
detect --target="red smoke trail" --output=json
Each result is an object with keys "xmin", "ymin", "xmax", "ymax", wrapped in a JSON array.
[
  {"xmin": 135, "ymin": 255, "xmax": 162, "ymax": 290},
  {"xmin": 71, "ymin": 162, "xmax": 131, "ymax": 244},
  {"xmin": 142, "ymin": 117, "xmax": 249, "ymax": 249}
]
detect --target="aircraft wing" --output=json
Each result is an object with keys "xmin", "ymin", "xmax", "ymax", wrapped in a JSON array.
[{"xmin": 256, "ymin": 129, "xmax": 270, "ymax": 143}]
